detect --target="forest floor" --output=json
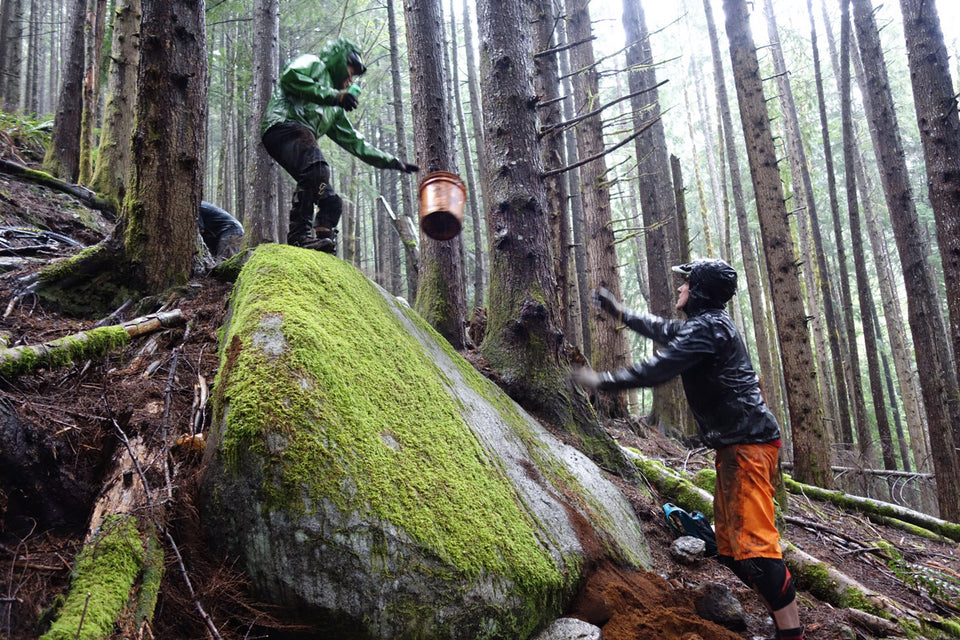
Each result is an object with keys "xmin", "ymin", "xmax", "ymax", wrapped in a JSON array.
[{"xmin": 1, "ymin": 145, "xmax": 958, "ymax": 639}]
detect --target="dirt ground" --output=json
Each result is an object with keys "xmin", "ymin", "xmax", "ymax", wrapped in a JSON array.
[{"xmin": 1, "ymin": 159, "xmax": 958, "ymax": 639}]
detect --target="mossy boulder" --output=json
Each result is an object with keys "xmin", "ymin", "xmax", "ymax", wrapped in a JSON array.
[{"xmin": 200, "ymin": 244, "xmax": 650, "ymax": 639}]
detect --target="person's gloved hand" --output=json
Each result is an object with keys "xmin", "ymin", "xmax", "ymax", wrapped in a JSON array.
[
  {"xmin": 591, "ymin": 287, "xmax": 622, "ymax": 319},
  {"xmin": 391, "ymin": 158, "xmax": 419, "ymax": 173},
  {"xmin": 571, "ymin": 367, "xmax": 602, "ymax": 390},
  {"xmin": 338, "ymin": 90, "xmax": 359, "ymax": 111}
]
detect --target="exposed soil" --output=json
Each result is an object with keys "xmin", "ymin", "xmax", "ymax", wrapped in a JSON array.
[{"xmin": 1, "ymin": 158, "xmax": 958, "ymax": 639}]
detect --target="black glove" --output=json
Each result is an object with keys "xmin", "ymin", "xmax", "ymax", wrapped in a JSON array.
[
  {"xmin": 338, "ymin": 90, "xmax": 359, "ymax": 111},
  {"xmin": 591, "ymin": 287, "xmax": 622, "ymax": 320},
  {"xmin": 392, "ymin": 159, "xmax": 419, "ymax": 174}
]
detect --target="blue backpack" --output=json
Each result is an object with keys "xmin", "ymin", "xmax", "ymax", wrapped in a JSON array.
[{"xmin": 662, "ymin": 503, "xmax": 718, "ymax": 556}]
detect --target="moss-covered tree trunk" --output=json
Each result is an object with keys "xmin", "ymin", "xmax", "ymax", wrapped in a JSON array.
[
  {"xmin": 90, "ymin": 0, "xmax": 142, "ymax": 210},
  {"xmin": 404, "ymin": 0, "xmax": 467, "ymax": 349},
  {"xmin": 41, "ymin": 437, "xmax": 163, "ymax": 640},
  {"xmin": 475, "ymin": 0, "xmax": 625, "ymax": 472},
  {"xmin": 37, "ymin": 0, "xmax": 206, "ymax": 314},
  {"xmin": 77, "ymin": 0, "xmax": 107, "ymax": 186},
  {"xmin": 723, "ymin": 0, "xmax": 835, "ymax": 489}
]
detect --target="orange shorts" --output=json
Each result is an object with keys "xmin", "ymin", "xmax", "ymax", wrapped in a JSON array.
[{"xmin": 713, "ymin": 442, "xmax": 782, "ymax": 560}]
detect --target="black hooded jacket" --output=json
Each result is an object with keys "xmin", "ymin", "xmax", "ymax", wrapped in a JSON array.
[{"xmin": 597, "ymin": 287, "xmax": 780, "ymax": 449}]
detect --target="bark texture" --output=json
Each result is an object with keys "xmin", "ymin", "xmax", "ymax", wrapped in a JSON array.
[
  {"xmin": 90, "ymin": 0, "xmax": 142, "ymax": 209},
  {"xmin": 568, "ymin": 0, "xmax": 628, "ymax": 418},
  {"xmin": 42, "ymin": 0, "xmax": 86, "ymax": 181},
  {"xmin": 404, "ymin": 0, "xmax": 467, "ymax": 349},
  {"xmin": 852, "ymin": 0, "xmax": 960, "ymax": 521},
  {"xmin": 723, "ymin": 0, "xmax": 834, "ymax": 488},
  {"xmin": 244, "ymin": 0, "xmax": 279, "ymax": 246},
  {"xmin": 125, "ymin": 0, "xmax": 207, "ymax": 292},
  {"xmin": 899, "ymin": 0, "xmax": 960, "ymax": 457}
]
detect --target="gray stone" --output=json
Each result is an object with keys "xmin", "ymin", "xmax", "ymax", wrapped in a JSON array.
[
  {"xmin": 670, "ymin": 535, "xmax": 706, "ymax": 565},
  {"xmin": 695, "ymin": 581, "xmax": 747, "ymax": 631},
  {"xmin": 531, "ymin": 617, "xmax": 602, "ymax": 640}
]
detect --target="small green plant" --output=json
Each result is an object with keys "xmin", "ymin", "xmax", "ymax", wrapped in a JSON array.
[{"xmin": 0, "ymin": 111, "xmax": 52, "ymax": 162}]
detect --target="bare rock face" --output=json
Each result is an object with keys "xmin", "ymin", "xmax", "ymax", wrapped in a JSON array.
[{"xmin": 200, "ymin": 245, "xmax": 651, "ymax": 640}]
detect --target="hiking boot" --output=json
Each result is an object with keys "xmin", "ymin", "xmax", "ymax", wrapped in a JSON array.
[
  {"xmin": 297, "ymin": 237, "xmax": 336, "ymax": 253},
  {"xmin": 309, "ymin": 227, "xmax": 338, "ymax": 254}
]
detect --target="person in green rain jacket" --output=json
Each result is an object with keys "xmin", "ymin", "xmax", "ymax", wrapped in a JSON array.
[{"xmin": 261, "ymin": 38, "xmax": 418, "ymax": 252}]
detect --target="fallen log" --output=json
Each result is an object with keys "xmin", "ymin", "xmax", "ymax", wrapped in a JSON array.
[
  {"xmin": 783, "ymin": 475, "xmax": 960, "ymax": 543},
  {"xmin": 0, "ymin": 158, "xmax": 117, "ymax": 219},
  {"xmin": 40, "ymin": 436, "xmax": 163, "ymax": 640},
  {"xmin": 622, "ymin": 446, "xmax": 715, "ymax": 516},
  {"xmin": 0, "ymin": 310, "xmax": 184, "ymax": 377}
]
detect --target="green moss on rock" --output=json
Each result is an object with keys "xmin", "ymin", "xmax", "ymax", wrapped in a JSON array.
[{"xmin": 215, "ymin": 244, "xmax": 563, "ymax": 590}]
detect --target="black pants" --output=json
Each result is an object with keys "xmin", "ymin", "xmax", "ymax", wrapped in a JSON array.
[{"xmin": 261, "ymin": 122, "xmax": 343, "ymax": 242}]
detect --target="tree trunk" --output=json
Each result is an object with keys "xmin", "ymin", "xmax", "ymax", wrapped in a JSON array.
[
  {"xmin": 723, "ymin": 0, "xmax": 834, "ymax": 489},
  {"xmin": 387, "ymin": 0, "xmax": 418, "ymax": 301},
  {"xmin": 855, "ymin": 137, "xmax": 929, "ymax": 474},
  {"xmin": 763, "ymin": 0, "xmax": 839, "ymax": 446},
  {"xmin": 702, "ymin": 0, "xmax": 784, "ymax": 429},
  {"xmin": 403, "ymin": 0, "xmax": 467, "ymax": 349},
  {"xmin": 449, "ymin": 0, "xmax": 485, "ymax": 312},
  {"xmin": 42, "ymin": 474, "xmax": 162, "ymax": 640},
  {"xmin": 680, "ymin": 79, "xmax": 715, "ymax": 258},
  {"xmin": 77, "ymin": 0, "xmax": 107, "ymax": 186},
  {"xmin": 476, "ymin": 0, "xmax": 626, "ymax": 472},
  {"xmin": 556, "ymin": 11, "xmax": 591, "ymax": 356},
  {"xmin": 899, "ymin": 0, "xmax": 960, "ymax": 454},
  {"xmin": 623, "ymin": 0, "xmax": 687, "ymax": 430},
  {"xmin": 533, "ymin": 0, "xmax": 570, "ymax": 340},
  {"xmin": 814, "ymin": 0, "xmax": 864, "ymax": 456},
  {"xmin": 23, "ymin": 0, "xmax": 39, "ymax": 114},
  {"xmin": 462, "ymin": 0, "xmax": 489, "ymax": 308},
  {"xmin": 244, "ymin": 0, "xmax": 279, "ymax": 246},
  {"xmin": 851, "ymin": 0, "xmax": 960, "ymax": 521},
  {"xmin": 42, "ymin": 0, "xmax": 86, "ymax": 181},
  {"xmin": 0, "ymin": 0, "xmax": 23, "ymax": 110},
  {"xmin": 839, "ymin": 6, "xmax": 888, "ymax": 471},
  {"xmin": 568, "ymin": 0, "xmax": 628, "ymax": 419},
  {"xmin": 90, "ymin": 0, "xmax": 142, "ymax": 210}
]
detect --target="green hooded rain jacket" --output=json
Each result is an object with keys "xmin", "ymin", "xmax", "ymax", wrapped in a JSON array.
[{"xmin": 261, "ymin": 38, "xmax": 398, "ymax": 169}]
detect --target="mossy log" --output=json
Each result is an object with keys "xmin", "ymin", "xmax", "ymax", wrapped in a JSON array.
[
  {"xmin": 0, "ymin": 310, "xmax": 184, "ymax": 377},
  {"xmin": 623, "ymin": 446, "xmax": 716, "ymax": 516},
  {"xmin": 40, "ymin": 437, "xmax": 163, "ymax": 640},
  {"xmin": 783, "ymin": 475, "xmax": 960, "ymax": 543},
  {"xmin": 0, "ymin": 158, "xmax": 118, "ymax": 219}
]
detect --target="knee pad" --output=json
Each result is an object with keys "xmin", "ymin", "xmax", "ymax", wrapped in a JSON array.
[{"xmin": 731, "ymin": 558, "xmax": 796, "ymax": 611}]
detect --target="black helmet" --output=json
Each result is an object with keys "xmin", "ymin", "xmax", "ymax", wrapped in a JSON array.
[
  {"xmin": 672, "ymin": 259, "xmax": 738, "ymax": 308},
  {"xmin": 346, "ymin": 49, "xmax": 367, "ymax": 76}
]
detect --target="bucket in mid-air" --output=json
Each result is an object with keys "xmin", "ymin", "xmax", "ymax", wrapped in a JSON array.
[{"xmin": 418, "ymin": 171, "xmax": 466, "ymax": 241}]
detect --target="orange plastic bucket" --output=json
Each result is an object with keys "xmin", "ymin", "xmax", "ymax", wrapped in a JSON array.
[{"xmin": 418, "ymin": 171, "xmax": 466, "ymax": 241}]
